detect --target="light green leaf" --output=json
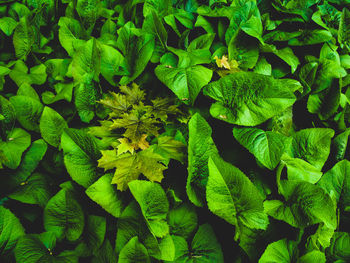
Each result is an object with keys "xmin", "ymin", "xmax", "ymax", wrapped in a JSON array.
[
  {"xmin": 42, "ymin": 83, "xmax": 74, "ymax": 105},
  {"xmin": 118, "ymin": 236, "xmax": 151, "ymax": 263},
  {"xmin": 44, "ymin": 188, "xmax": 85, "ymax": 241},
  {"xmin": 0, "ymin": 206, "xmax": 25, "ymax": 255},
  {"xmin": 58, "ymin": 17, "xmax": 85, "ymax": 56},
  {"xmin": 40, "ymin": 107, "xmax": 68, "ymax": 147},
  {"xmin": 9, "ymin": 60, "xmax": 47, "ymax": 87},
  {"xmin": 288, "ymin": 128, "xmax": 334, "ymax": 170},
  {"xmin": 85, "ymin": 174, "xmax": 125, "ymax": 218},
  {"xmin": 288, "ymin": 30, "xmax": 333, "ymax": 46},
  {"xmin": 317, "ymin": 160, "xmax": 350, "ymax": 211},
  {"xmin": 299, "ymin": 250, "xmax": 326, "ymax": 263},
  {"xmin": 76, "ymin": 0, "xmax": 101, "ymax": 32},
  {"xmin": 13, "ymin": 17, "xmax": 34, "ymax": 59},
  {"xmin": 187, "ymin": 113, "xmax": 218, "ymax": 207},
  {"xmin": 129, "ymin": 180, "xmax": 169, "ymax": 238},
  {"xmin": 61, "ymin": 128, "xmax": 101, "ymax": 188},
  {"xmin": 9, "ymin": 95, "xmax": 44, "ymax": 132},
  {"xmin": 258, "ymin": 239, "xmax": 298, "ymax": 263},
  {"xmin": 0, "ymin": 95, "xmax": 15, "ymax": 137},
  {"xmin": 100, "ymin": 44, "xmax": 124, "ymax": 85},
  {"xmin": 0, "ymin": 17, "xmax": 17, "ymax": 36},
  {"xmin": 155, "ymin": 65, "xmax": 213, "ymax": 105},
  {"xmin": 0, "ymin": 128, "xmax": 31, "ymax": 169},
  {"xmin": 203, "ymin": 71, "xmax": 301, "ymax": 126},
  {"xmin": 233, "ymin": 127, "xmax": 292, "ymax": 170},
  {"xmin": 264, "ymin": 181, "xmax": 336, "ymax": 229},
  {"xmin": 207, "ymin": 155, "xmax": 269, "ymax": 238},
  {"xmin": 168, "ymin": 203, "xmax": 198, "ymax": 239}
]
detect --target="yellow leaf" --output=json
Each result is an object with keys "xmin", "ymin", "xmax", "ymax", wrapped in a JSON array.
[
  {"xmin": 117, "ymin": 138, "xmax": 135, "ymax": 155},
  {"xmin": 214, "ymin": 55, "xmax": 231, "ymax": 70}
]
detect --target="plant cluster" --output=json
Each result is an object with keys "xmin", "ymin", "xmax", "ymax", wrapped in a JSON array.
[{"xmin": 1, "ymin": 0, "xmax": 350, "ymax": 262}]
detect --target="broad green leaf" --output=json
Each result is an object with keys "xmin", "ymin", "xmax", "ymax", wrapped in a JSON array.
[
  {"xmin": 333, "ymin": 129, "xmax": 350, "ymax": 161},
  {"xmin": 15, "ymin": 234, "xmax": 78, "ymax": 263},
  {"xmin": 61, "ymin": 128, "xmax": 101, "ymax": 188},
  {"xmin": 155, "ymin": 65, "xmax": 213, "ymax": 105},
  {"xmin": 233, "ymin": 127, "xmax": 292, "ymax": 170},
  {"xmin": 17, "ymin": 83, "xmax": 40, "ymax": 101},
  {"xmin": 0, "ymin": 206, "xmax": 25, "ymax": 255},
  {"xmin": 40, "ymin": 107, "xmax": 68, "ymax": 147},
  {"xmin": 9, "ymin": 60, "xmax": 47, "ymax": 87},
  {"xmin": 168, "ymin": 203, "xmax": 197, "ymax": 239},
  {"xmin": 129, "ymin": 180, "xmax": 169, "ymax": 238},
  {"xmin": 0, "ymin": 66, "xmax": 10, "ymax": 91},
  {"xmin": 207, "ymin": 155, "xmax": 269, "ymax": 239},
  {"xmin": 339, "ymin": 8, "xmax": 350, "ymax": 51},
  {"xmin": 288, "ymin": 30, "xmax": 333, "ymax": 46},
  {"xmin": 76, "ymin": 0, "xmax": 101, "ymax": 32},
  {"xmin": 8, "ymin": 172, "xmax": 52, "ymax": 207},
  {"xmin": 42, "ymin": 83, "xmax": 74, "ymax": 104},
  {"xmin": 72, "ymin": 38, "xmax": 101, "ymax": 83},
  {"xmin": 85, "ymin": 174, "xmax": 125, "ymax": 218},
  {"xmin": 143, "ymin": 0, "xmax": 172, "ymax": 17},
  {"xmin": 264, "ymin": 181, "xmax": 336, "ymax": 229},
  {"xmin": 13, "ymin": 17, "xmax": 34, "ymax": 59},
  {"xmin": 100, "ymin": 44, "xmax": 124, "ymax": 85},
  {"xmin": 44, "ymin": 188, "xmax": 85, "ymax": 241},
  {"xmin": 142, "ymin": 10, "xmax": 168, "ymax": 63},
  {"xmin": 10, "ymin": 139, "xmax": 47, "ymax": 188},
  {"xmin": 258, "ymin": 239, "xmax": 298, "ymax": 263},
  {"xmin": 317, "ymin": 160, "xmax": 350, "ymax": 211},
  {"xmin": 0, "ymin": 17, "xmax": 17, "ymax": 36},
  {"xmin": 188, "ymin": 33, "xmax": 215, "ymax": 51},
  {"xmin": 58, "ymin": 17, "xmax": 85, "ymax": 56},
  {"xmin": 75, "ymin": 80, "xmax": 101, "ymax": 123},
  {"xmin": 115, "ymin": 201, "xmax": 160, "ymax": 257},
  {"xmin": 299, "ymin": 250, "xmax": 326, "ymax": 263},
  {"xmin": 203, "ymin": 71, "xmax": 301, "ymax": 126},
  {"xmin": 187, "ymin": 113, "xmax": 218, "ymax": 207},
  {"xmin": 288, "ymin": 128, "xmax": 334, "ymax": 170},
  {"xmin": 280, "ymin": 155, "xmax": 323, "ymax": 184},
  {"xmin": 0, "ymin": 128, "xmax": 31, "ymax": 169},
  {"xmin": 75, "ymin": 215, "xmax": 106, "ymax": 256},
  {"xmin": 171, "ymin": 224, "xmax": 224, "ymax": 263},
  {"xmin": 117, "ymin": 22, "xmax": 155, "ymax": 84},
  {"xmin": 327, "ymin": 232, "xmax": 350, "ymax": 262},
  {"xmin": 118, "ymin": 236, "xmax": 151, "ymax": 263},
  {"xmin": 0, "ymin": 95, "xmax": 15, "ymax": 137},
  {"xmin": 9, "ymin": 95, "xmax": 44, "ymax": 132},
  {"xmin": 91, "ymin": 240, "xmax": 117, "ymax": 263}
]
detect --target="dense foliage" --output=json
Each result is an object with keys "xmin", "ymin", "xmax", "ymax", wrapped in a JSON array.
[{"xmin": 1, "ymin": 0, "xmax": 350, "ymax": 262}]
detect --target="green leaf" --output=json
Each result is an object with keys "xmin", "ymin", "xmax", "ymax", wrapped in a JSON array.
[
  {"xmin": 44, "ymin": 188, "xmax": 85, "ymax": 241},
  {"xmin": 187, "ymin": 113, "xmax": 218, "ymax": 207},
  {"xmin": 0, "ymin": 206, "xmax": 25, "ymax": 255},
  {"xmin": 9, "ymin": 95, "xmax": 44, "ymax": 132},
  {"xmin": 75, "ymin": 80, "xmax": 101, "ymax": 123},
  {"xmin": 333, "ymin": 129, "xmax": 350, "ymax": 161},
  {"xmin": 168, "ymin": 203, "xmax": 197, "ymax": 239},
  {"xmin": 8, "ymin": 172, "xmax": 52, "ymax": 207},
  {"xmin": 288, "ymin": 128, "xmax": 334, "ymax": 170},
  {"xmin": 203, "ymin": 72, "xmax": 301, "ymax": 126},
  {"xmin": 100, "ymin": 44, "xmax": 124, "ymax": 85},
  {"xmin": 288, "ymin": 30, "xmax": 333, "ymax": 46},
  {"xmin": 171, "ymin": 224, "xmax": 224, "ymax": 263},
  {"xmin": 118, "ymin": 236, "xmax": 151, "ymax": 263},
  {"xmin": 327, "ymin": 232, "xmax": 350, "ymax": 262},
  {"xmin": 42, "ymin": 83, "xmax": 74, "ymax": 104},
  {"xmin": 129, "ymin": 180, "xmax": 169, "ymax": 238},
  {"xmin": 15, "ymin": 234, "xmax": 78, "ymax": 263},
  {"xmin": 115, "ymin": 201, "xmax": 160, "ymax": 257},
  {"xmin": 299, "ymin": 250, "xmax": 326, "ymax": 263},
  {"xmin": 0, "ymin": 95, "xmax": 15, "ymax": 137},
  {"xmin": 72, "ymin": 38, "xmax": 101, "ymax": 83},
  {"xmin": 207, "ymin": 155, "xmax": 269, "ymax": 239},
  {"xmin": 13, "ymin": 17, "xmax": 34, "ymax": 59},
  {"xmin": 0, "ymin": 128, "xmax": 31, "ymax": 169},
  {"xmin": 264, "ymin": 181, "xmax": 336, "ymax": 229},
  {"xmin": 0, "ymin": 17, "xmax": 17, "ymax": 36},
  {"xmin": 9, "ymin": 60, "xmax": 47, "ymax": 87},
  {"xmin": 61, "ymin": 128, "xmax": 101, "ymax": 188},
  {"xmin": 91, "ymin": 240, "xmax": 117, "ymax": 263},
  {"xmin": 339, "ymin": 8, "xmax": 350, "ymax": 51},
  {"xmin": 258, "ymin": 239, "xmax": 298, "ymax": 263},
  {"xmin": 317, "ymin": 160, "xmax": 350, "ymax": 211},
  {"xmin": 233, "ymin": 127, "xmax": 292, "ymax": 170},
  {"xmin": 85, "ymin": 174, "xmax": 125, "ymax": 218},
  {"xmin": 40, "ymin": 107, "xmax": 68, "ymax": 147},
  {"xmin": 117, "ymin": 22, "xmax": 155, "ymax": 85},
  {"xmin": 58, "ymin": 17, "xmax": 85, "ymax": 56},
  {"xmin": 155, "ymin": 65, "xmax": 213, "ymax": 105},
  {"xmin": 151, "ymin": 135, "xmax": 186, "ymax": 164},
  {"xmin": 76, "ymin": 0, "xmax": 101, "ymax": 33}
]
